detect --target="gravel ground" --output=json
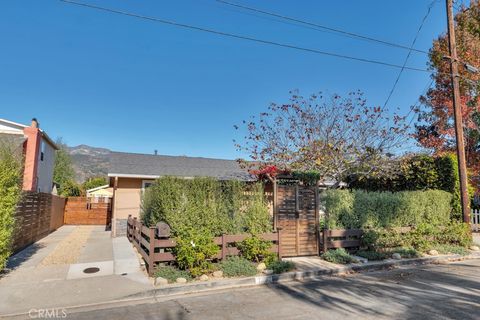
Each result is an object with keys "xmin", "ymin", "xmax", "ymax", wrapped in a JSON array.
[{"xmin": 40, "ymin": 226, "xmax": 93, "ymax": 266}]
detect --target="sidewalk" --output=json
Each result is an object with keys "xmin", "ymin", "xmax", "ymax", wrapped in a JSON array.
[
  {"xmin": 2, "ymin": 227, "xmax": 479, "ymax": 317},
  {"xmin": 0, "ymin": 226, "xmax": 152, "ymax": 315}
]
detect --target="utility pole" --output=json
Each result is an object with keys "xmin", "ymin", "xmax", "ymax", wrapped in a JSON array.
[{"xmin": 446, "ymin": 0, "xmax": 470, "ymax": 224}]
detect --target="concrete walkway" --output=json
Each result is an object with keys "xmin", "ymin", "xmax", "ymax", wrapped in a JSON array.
[{"xmin": 0, "ymin": 226, "xmax": 152, "ymax": 315}]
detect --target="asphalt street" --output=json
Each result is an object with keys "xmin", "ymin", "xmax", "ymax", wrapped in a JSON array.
[{"xmin": 64, "ymin": 259, "xmax": 480, "ymax": 320}]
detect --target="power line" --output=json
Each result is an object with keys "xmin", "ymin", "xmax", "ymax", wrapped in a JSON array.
[
  {"xmin": 59, "ymin": 0, "xmax": 432, "ymax": 73},
  {"xmin": 382, "ymin": 0, "xmax": 437, "ymax": 109},
  {"xmin": 216, "ymin": 0, "xmax": 429, "ymax": 55}
]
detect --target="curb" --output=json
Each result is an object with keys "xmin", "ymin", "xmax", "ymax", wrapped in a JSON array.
[
  {"xmin": 2, "ymin": 252, "xmax": 479, "ymax": 318},
  {"xmin": 127, "ymin": 252, "xmax": 479, "ymax": 300}
]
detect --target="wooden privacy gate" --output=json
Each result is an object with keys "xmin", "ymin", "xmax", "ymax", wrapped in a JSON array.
[{"xmin": 275, "ymin": 185, "xmax": 319, "ymax": 256}]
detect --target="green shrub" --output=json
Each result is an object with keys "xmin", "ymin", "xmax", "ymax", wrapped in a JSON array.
[
  {"xmin": 355, "ymin": 250, "xmax": 388, "ymax": 261},
  {"xmin": 437, "ymin": 221, "xmax": 472, "ymax": 247},
  {"xmin": 0, "ymin": 142, "xmax": 23, "ymax": 269},
  {"xmin": 154, "ymin": 265, "xmax": 192, "ymax": 283},
  {"xmin": 237, "ymin": 236, "xmax": 273, "ymax": 263},
  {"xmin": 433, "ymin": 244, "xmax": 469, "ymax": 255},
  {"xmin": 390, "ymin": 247, "xmax": 420, "ymax": 258},
  {"xmin": 59, "ymin": 180, "xmax": 82, "ymax": 197},
  {"xmin": 346, "ymin": 153, "xmax": 474, "ymax": 222},
  {"xmin": 174, "ymin": 228, "xmax": 219, "ymax": 277},
  {"xmin": 141, "ymin": 177, "xmax": 271, "ymax": 236},
  {"xmin": 360, "ymin": 222, "xmax": 471, "ymax": 254},
  {"xmin": 321, "ymin": 189, "xmax": 355, "ymax": 229},
  {"xmin": 322, "ymin": 248, "xmax": 358, "ymax": 264},
  {"xmin": 220, "ymin": 256, "xmax": 257, "ymax": 277},
  {"xmin": 267, "ymin": 260, "xmax": 295, "ymax": 274},
  {"xmin": 323, "ymin": 189, "xmax": 452, "ymax": 229}
]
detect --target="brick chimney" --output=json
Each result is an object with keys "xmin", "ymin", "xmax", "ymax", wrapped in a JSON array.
[{"xmin": 23, "ymin": 118, "xmax": 41, "ymax": 191}]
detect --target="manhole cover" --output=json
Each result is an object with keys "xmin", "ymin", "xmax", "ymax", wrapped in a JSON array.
[{"xmin": 83, "ymin": 267, "xmax": 100, "ymax": 274}]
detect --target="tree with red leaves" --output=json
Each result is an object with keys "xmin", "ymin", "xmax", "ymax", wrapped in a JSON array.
[
  {"xmin": 415, "ymin": 1, "xmax": 480, "ymax": 184},
  {"xmin": 235, "ymin": 90, "xmax": 408, "ymax": 184}
]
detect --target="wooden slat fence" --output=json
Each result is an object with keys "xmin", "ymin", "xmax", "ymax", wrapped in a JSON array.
[
  {"xmin": 64, "ymin": 197, "xmax": 111, "ymax": 225},
  {"xmin": 12, "ymin": 191, "xmax": 66, "ymax": 253},
  {"xmin": 127, "ymin": 216, "xmax": 281, "ymax": 276},
  {"xmin": 472, "ymin": 209, "xmax": 480, "ymax": 232},
  {"xmin": 319, "ymin": 227, "xmax": 413, "ymax": 252}
]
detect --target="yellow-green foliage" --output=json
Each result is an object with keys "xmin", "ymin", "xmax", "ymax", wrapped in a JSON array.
[
  {"xmin": 141, "ymin": 177, "xmax": 271, "ymax": 236},
  {"xmin": 0, "ymin": 143, "xmax": 22, "ymax": 269},
  {"xmin": 322, "ymin": 189, "xmax": 452, "ymax": 229}
]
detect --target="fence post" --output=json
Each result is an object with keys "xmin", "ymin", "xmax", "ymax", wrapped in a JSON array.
[
  {"xmin": 221, "ymin": 234, "xmax": 227, "ymax": 260},
  {"xmin": 148, "ymin": 227, "xmax": 155, "ymax": 276},
  {"xmin": 322, "ymin": 227, "xmax": 328, "ymax": 253},
  {"xmin": 277, "ymin": 228, "xmax": 282, "ymax": 259}
]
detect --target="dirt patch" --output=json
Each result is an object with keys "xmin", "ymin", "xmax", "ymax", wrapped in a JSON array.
[{"xmin": 40, "ymin": 226, "xmax": 93, "ymax": 266}]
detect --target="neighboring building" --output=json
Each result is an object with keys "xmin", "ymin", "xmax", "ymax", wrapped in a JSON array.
[
  {"xmin": 0, "ymin": 118, "xmax": 58, "ymax": 193},
  {"xmin": 108, "ymin": 151, "xmax": 252, "ymax": 236},
  {"xmin": 86, "ymin": 184, "xmax": 113, "ymax": 202}
]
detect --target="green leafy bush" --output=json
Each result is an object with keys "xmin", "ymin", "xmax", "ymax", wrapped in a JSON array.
[
  {"xmin": 322, "ymin": 248, "xmax": 358, "ymax": 264},
  {"xmin": 355, "ymin": 250, "xmax": 388, "ymax": 261},
  {"xmin": 433, "ymin": 244, "xmax": 469, "ymax": 255},
  {"xmin": 220, "ymin": 256, "xmax": 257, "ymax": 277},
  {"xmin": 59, "ymin": 180, "xmax": 82, "ymax": 197},
  {"xmin": 361, "ymin": 222, "xmax": 471, "ymax": 254},
  {"xmin": 267, "ymin": 260, "xmax": 295, "ymax": 274},
  {"xmin": 237, "ymin": 236, "xmax": 274, "ymax": 263},
  {"xmin": 390, "ymin": 247, "xmax": 420, "ymax": 258},
  {"xmin": 0, "ymin": 142, "xmax": 22, "ymax": 269},
  {"xmin": 322, "ymin": 189, "xmax": 452, "ymax": 229},
  {"xmin": 346, "ymin": 153, "xmax": 474, "ymax": 221},
  {"xmin": 82, "ymin": 177, "xmax": 108, "ymax": 192},
  {"xmin": 141, "ymin": 177, "xmax": 271, "ymax": 236},
  {"xmin": 174, "ymin": 228, "xmax": 219, "ymax": 277},
  {"xmin": 154, "ymin": 265, "xmax": 192, "ymax": 283},
  {"xmin": 436, "ymin": 221, "xmax": 472, "ymax": 247}
]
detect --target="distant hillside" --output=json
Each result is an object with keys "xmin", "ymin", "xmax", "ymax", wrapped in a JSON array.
[{"xmin": 67, "ymin": 144, "xmax": 111, "ymax": 182}]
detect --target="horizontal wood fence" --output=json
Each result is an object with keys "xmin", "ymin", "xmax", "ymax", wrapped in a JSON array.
[
  {"xmin": 64, "ymin": 197, "xmax": 111, "ymax": 225},
  {"xmin": 127, "ymin": 216, "xmax": 281, "ymax": 276},
  {"xmin": 319, "ymin": 227, "xmax": 413, "ymax": 252},
  {"xmin": 472, "ymin": 209, "xmax": 480, "ymax": 232},
  {"xmin": 12, "ymin": 192, "xmax": 66, "ymax": 253}
]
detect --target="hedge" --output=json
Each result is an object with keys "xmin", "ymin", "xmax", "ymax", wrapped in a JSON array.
[
  {"xmin": 321, "ymin": 189, "xmax": 452, "ymax": 229},
  {"xmin": 0, "ymin": 142, "xmax": 23, "ymax": 269},
  {"xmin": 346, "ymin": 153, "xmax": 474, "ymax": 220},
  {"xmin": 141, "ymin": 177, "xmax": 272, "ymax": 236}
]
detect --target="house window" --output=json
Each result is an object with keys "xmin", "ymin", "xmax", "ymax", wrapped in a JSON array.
[
  {"xmin": 40, "ymin": 140, "xmax": 45, "ymax": 161},
  {"xmin": 142, "ymin": 180, "xmax": 155, "ymax": 193}
]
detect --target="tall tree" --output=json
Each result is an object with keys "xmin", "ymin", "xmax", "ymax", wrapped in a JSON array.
[
  {"xmin": 53, "ymin": 138, "xmax": 75, "ymax": 190},
  {"xmin": 235, "ymin": 90, "xmax": 408, "ymax": 183},
  {"xmin": 415, "ymin": 1, "xmax": 480, "ymax": 183}
]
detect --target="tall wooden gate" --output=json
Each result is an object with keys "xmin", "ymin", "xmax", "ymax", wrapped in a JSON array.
[{"xmin": 276, "ymin": 185, "xmax": 319, "ymax": 256}]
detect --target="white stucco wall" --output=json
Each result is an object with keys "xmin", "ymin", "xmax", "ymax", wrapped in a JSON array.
[{"xmin": 36, "ymin": 137, "xmax": 56, "ymax": 193}]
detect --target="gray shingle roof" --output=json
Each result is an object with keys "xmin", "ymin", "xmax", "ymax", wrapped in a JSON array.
[{"xmin": 108, "ymin": 152, "xmax": 253, "ymax": 181}]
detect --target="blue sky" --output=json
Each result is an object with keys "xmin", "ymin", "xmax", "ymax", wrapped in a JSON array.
[{"xmin": 0, "ymin": 0, "xmax": 451, "ymax": 159}]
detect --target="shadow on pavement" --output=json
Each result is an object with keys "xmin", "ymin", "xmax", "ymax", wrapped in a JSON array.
[
  {"xmin": 270, "ymin": 261, "xmax": 480, "ymax": 320},
  {"xmin": 0, "ymin": 242, "xmax": 45, "ymax": 278}
]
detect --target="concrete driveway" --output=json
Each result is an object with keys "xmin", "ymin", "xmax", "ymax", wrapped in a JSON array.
[
  {"xmin": 64, "ymin": 259, "xmax": 480, "ymax": 320},
  {"xmin": 0, "ymin": 226, "xmax": 152, "ymax": 315}
]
